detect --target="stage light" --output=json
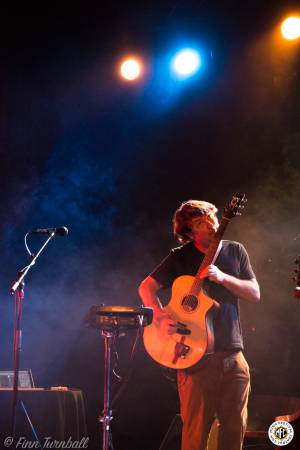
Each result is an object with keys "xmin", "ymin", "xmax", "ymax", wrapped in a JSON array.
[
  {"xmin": 281, "ymin": 16, "xmax": 300, "ymax": 40},
  {"xmin": 120, "ymin": 58, "xmax": 142, "ymax": 81},
  {"xmin": 172, "ymin": 49, "xmax": 201, "ymax": 78}
]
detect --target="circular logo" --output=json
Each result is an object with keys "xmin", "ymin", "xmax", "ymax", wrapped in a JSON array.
[{"xmin": 268, "ymin": 420, "xmax": 294, "ymax": 446}]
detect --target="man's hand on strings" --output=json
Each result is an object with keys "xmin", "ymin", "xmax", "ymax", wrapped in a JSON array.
[
  {"xmin": 200, "ymin": 264, "xmax": 225, "ymax": 284},
  {"xmin": 153, "ymin": 308, "xmax": 184, "ymax": 335}
]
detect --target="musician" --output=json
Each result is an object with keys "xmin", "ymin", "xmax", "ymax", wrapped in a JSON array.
[{"xmin": 138, "ymin": 200, "xmax": 260, "ymax": 450}]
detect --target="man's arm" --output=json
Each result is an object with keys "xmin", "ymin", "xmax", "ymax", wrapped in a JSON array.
[
  {"xmin": 138, "ymin": 276, "xmax": 178, "ymax": 332},
  {"xmin": 200, "ymin": 265, "xmax": 260, "ymax": 303},
  {"xmin": 138, "ymin": 276, "xmax": 166, "ymax": 317}
]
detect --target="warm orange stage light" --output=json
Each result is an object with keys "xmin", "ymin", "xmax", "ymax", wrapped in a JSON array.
[
  {"xmin": 120, "ymin": 58, "xmax": 142, "ymax": 81},
  {"xmin": 281, "ymin": 16, "xmax": 300, "ymax": 40}
]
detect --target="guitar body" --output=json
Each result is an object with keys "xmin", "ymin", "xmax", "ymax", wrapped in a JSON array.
[{"xmin": 143, "ymin": 275, "xmax": 217, "ymax": 369}]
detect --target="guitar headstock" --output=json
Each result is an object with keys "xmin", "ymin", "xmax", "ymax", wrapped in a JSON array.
[
  {"xmin": 294, "ymin": 255, "xmax": 300, "ymax": 299},
  {"xmin": 224, "ymin": 193, "xmax": 247, "ymax": 219}
]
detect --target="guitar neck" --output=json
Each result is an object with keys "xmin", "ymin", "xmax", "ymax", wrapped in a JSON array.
[{"xmin": 191, "ymin": 216, "xmax": 230, "ymax": 295}]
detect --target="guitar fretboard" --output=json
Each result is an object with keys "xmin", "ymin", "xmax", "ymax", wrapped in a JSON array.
[{"xmin": 190, "ymin": 216, "xmax": 230, "ymax": 296}]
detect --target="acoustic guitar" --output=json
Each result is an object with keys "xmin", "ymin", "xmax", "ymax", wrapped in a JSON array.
[{"xmin": 143, "ymin": 193, "xmax": 247, "ymax": 369}]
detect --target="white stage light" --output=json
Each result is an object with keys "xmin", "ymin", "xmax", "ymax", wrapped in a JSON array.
[{"xmin": 172, "ymin": 49, "xmax": 201, "ymax": 77}]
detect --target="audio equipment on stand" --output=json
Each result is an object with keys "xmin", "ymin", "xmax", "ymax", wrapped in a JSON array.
[{"xmin": 86, "ymin": 305, "xmax": 153, "ymax": 450}]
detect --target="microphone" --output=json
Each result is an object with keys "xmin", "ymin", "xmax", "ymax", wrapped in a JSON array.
[{"xmin": 30, "ymin": 226, "xmax": 68, "ymax": 236}]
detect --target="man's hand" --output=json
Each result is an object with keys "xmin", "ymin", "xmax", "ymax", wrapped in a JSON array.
[
  {"xmin": 200, "ymin": 264, "xmax": 225, "ymax": 284},
  {"xmin": 200, "ymin": 265, "xmax": 260, "ymax": 303},
  {"xmin": 154, "ymin": 308, "xmax": 178, "ymax": 335}
]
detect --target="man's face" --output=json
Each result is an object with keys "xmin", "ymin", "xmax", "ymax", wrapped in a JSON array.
[{"xmin": 188, "ymin": 213, "xmax": 219, "ymax": 248}]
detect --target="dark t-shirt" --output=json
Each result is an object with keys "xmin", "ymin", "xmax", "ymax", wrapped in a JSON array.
[{"xmin": 150, "ymin": 240, "xmax": 255, "ymax": 352}]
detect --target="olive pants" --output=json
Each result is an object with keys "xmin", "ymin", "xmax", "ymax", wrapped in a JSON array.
[{"xmin": 177, "ymin": 351, "xmax": 250, "ymax": 450}]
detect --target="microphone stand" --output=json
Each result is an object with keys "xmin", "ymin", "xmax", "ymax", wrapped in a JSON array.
[{"xmin": 10, "ymin": 231, "xmax": 56, "ymax": 443}]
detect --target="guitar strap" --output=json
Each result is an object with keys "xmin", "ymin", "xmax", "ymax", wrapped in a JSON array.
[{"xmin": 211, "ymin": 240, "xmax": 223, "ymax": 265}]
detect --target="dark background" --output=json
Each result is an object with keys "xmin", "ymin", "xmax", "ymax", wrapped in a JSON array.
[{"xmin": 0, "ymin": 1, "xmax": 300, "ymax": 448}]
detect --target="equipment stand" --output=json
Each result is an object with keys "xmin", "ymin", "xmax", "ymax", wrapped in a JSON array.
[
  {"xmin": 87, "ymin": 305, "xmax": 153, "ymax": 450},
  {"xmin": 99, "ymin": 330, "xmax": 115, "ymax": 450},
  {"xmin": 10, "ymin": 231, "xmax": 57, "ymax": 445}
]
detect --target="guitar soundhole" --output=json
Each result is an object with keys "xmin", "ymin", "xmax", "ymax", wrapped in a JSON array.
[{"xmin": 181, "ymin": 295, "xmax": 198, "ymax": 312}]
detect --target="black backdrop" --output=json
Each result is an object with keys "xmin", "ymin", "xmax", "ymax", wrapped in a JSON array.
[{"xmin": 0, "ymin": 2, "xmax": 300, "ymax": 449}]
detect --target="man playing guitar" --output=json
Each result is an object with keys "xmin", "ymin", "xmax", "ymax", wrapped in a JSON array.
[{"xmin": 139, "ymin": 199, "xmax": 260, "ymax": 450}]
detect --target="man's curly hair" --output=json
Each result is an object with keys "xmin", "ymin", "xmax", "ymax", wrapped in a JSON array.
[{"xmin": 172, "ymin": 200, "xmax": 218, "ymax": 243}]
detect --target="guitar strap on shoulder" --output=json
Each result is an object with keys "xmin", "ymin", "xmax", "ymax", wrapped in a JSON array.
[{"xmin": 211, "ymin": 240, "xmax": 223, "ymax": 265}]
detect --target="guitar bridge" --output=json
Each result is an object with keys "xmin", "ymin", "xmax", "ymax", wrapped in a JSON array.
[{"xmin": 172, "ymin": 337, "xmax": 190, "ymax": 364}]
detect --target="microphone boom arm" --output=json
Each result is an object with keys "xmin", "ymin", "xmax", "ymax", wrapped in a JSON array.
[{"xmin": 10, "ymin": 231, "xmax": 56, "ymax": 295}]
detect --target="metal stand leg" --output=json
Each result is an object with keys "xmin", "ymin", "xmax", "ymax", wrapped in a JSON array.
[
  {"xmin": 11, "ymin": 286, "xmax": 41, "ymax": 446},
  {"xmin": 99, "ymin": 330, "xmax": 114, "ymax": 450}
]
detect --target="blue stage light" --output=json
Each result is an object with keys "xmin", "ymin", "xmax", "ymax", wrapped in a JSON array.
[{"xmin": 172, "ymin": 49, "xmax": 201, "ymax": 78}]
